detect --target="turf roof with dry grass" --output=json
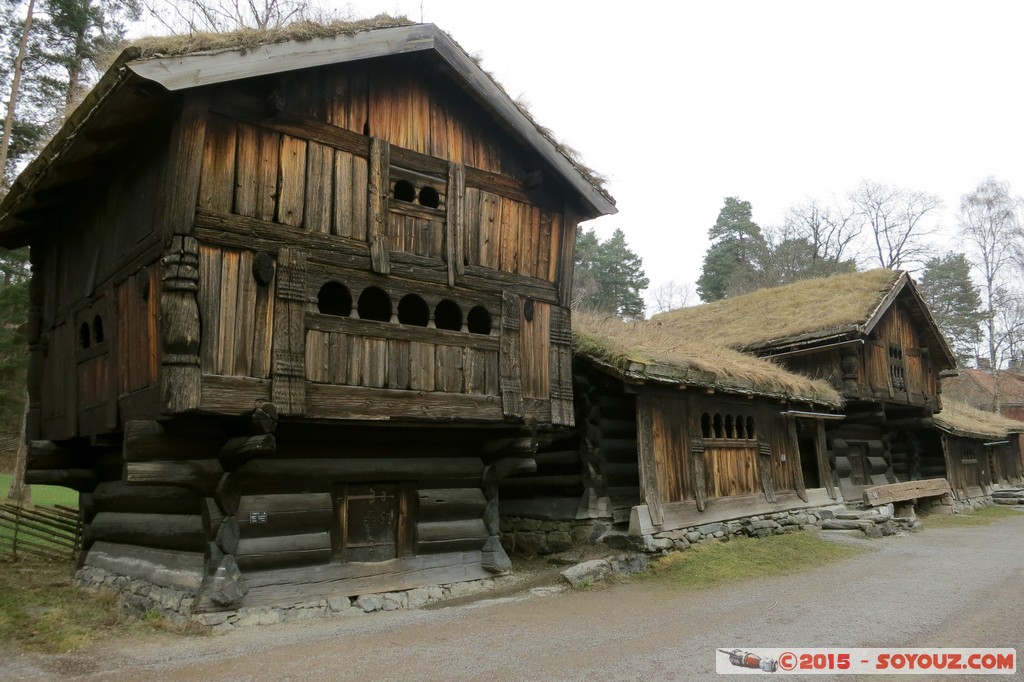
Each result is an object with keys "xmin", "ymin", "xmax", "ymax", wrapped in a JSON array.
[
  {"xmin": 573, "ymin": 311, "xmax": 842, "ymax": 406},
  {"xmin": 652, "ymin": 269, "xmax": 903, "ymax": 351},
  {"xmin": 933, "ymin": 399, "xmax": 1024, "ymax": 440}
]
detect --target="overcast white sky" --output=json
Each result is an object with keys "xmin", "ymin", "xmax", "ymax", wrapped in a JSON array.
[{"xmin": 140, "ymin": 1, "xmax": 1024, "ymax": 311}]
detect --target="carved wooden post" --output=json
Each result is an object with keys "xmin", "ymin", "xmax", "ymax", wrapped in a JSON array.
[
  {"xmin": 548, "ymin": 306, "xmax": 574, "ymax": 426},
  {"xmin": 758, "ymin": 439, "xmax": 777, "ymax": 503},
  {"xmin": 161, "ymin": 236, "xmax": 201, "ymax": 412},
  {"xmin": 840, "ymin": 349, "xmax": 859, "ymax": 393},
  {"xmin": 446, "ymin": 162, "xmax": 465, "ymax": 286},
  {"xmin": 272, "ymin": 248, "xmax": 308, "ymax": 416}
]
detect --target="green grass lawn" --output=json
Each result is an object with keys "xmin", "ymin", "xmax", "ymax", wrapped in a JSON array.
[
  {"xmin": 919, "ymin": 505, "xmax": 1020, "ymax": 528},
  {"xmin": 0, "ymin": 474, "xmax": 78, "ymax": 507},
  {"xmin": 641, "ymin": 531, "xmax": 866, "ymax": 590}
]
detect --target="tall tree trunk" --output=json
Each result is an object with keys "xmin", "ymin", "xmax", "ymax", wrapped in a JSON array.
[
  {"xmin": 7, "ymin": 388, "xmax": 32, "ymax": 505},
  {"xmin": 0, "ymin": 0, "xmax": 36, "ymax": 184}
]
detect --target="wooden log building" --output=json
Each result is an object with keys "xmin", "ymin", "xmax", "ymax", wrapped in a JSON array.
[
  {"xmin": 653, "ymin": 270, "xmax": 958, "ymax": 502},
  {"xmin": 500, "ymin": 313, "xmax": 844, "ymax": 539},
  {"xmin": 0, "ymin": 22, "xmax": 616, "ymax": 612},
  {"xmin": 926, "ymin": 400, "xmax": 1024, "ymax": 499}
]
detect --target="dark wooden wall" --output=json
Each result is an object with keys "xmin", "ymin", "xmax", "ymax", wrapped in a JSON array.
[{"xmin": 781, "ymin": 300, "xmax": 940, "ymax": 410}]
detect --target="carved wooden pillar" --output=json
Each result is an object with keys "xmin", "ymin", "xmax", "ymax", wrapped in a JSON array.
[
  {"xmin": 548, "ymin": 306, "xmax": 574, "ymax": 426},
  {"xmin": 271, "ymin": 248, "xmax": 307, "ymax": 416},
  {"xmin": 160, "ymin": 236, "xmax": 201, "ymax": 413},
  {"xmin": 689, "ymin": 438, "xmax": 707, "ymax": 512},
  {"xmin": 840, "ymin": 349, "xmax": 859, "ymax": 392}
]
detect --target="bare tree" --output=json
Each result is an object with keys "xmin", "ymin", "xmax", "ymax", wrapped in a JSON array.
[
  {"xmin": 649, "ymin": 280, "xmax": 692, "ymax": 314},
  {"xmin": 958, "ymin": 175, "xmax": 1024, "ymax": 378},
  {"xmin": 849, "ymin": 180, "xmax": 942, "ymax": 270},
  {"xmin": 781, "ymin": 196, "xmax": 863, "ymax": 264},
  {"xmin": 0, "ymin": 0, "xmax": 35, "ymax": 185},
  {"xmin": 144, "ymin": 0, "xmax": 309, "ymax": 33}
]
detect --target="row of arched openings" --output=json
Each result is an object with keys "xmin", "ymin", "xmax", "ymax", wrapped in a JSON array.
[
  {"xmin": 79, "ymin": 315, "xmax": 104, "ymax": 349},
  {"xmin": 317, "ymin": 282, "xmax": 492, "ymax": 335},
  {"xmin": 701, "ymin": 413, "xmax": 756, "ymax": 440}
]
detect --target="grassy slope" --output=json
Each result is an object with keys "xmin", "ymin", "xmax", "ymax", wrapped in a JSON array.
[{"xmin": 0, "ymin": 474, "xmax": 78, "ymax": 507}]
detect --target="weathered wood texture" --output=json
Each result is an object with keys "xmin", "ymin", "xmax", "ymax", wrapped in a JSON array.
[
  {"xmin": 236, "ymin": 551, "xmax": 490, "ymax": 609},
  {"xmin": 83, "ymin": 541, "xmax": 204, "ymax": 592},
  {"xmin": 862, "ymin": 478, "xmax": 952, "ymax": 506}
]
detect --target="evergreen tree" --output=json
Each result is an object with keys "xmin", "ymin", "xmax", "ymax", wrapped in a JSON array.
[
  {"xmin": 572, "ymin": 227, "xmax": 649, "ymax": 319},
  {"xmin": 696, "ymin": 197, "xmax": 765, "ymax": 301},
  {"xmin": 918, "ymin": 253, "xmax": 984, "ymax": 365}
]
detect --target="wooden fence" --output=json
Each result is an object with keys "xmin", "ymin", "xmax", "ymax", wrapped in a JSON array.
[{"xmin": 0, "ymin": 503, "xmax": 80, "ymax": 561}]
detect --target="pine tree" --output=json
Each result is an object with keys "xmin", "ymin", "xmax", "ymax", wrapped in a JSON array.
[
  {"xmin": 572, "ymin": 228, "xmax": 649, "ymax": 319},
  {"xmin": 918, "ymin": 253, "xmax": 984, "ymax": 365},
  {"xmin": 696, "ymin": 197, "xmax": 765, "ymax": 302}
]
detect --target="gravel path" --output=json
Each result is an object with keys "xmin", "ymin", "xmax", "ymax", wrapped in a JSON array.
[{"xmin": 4, "ymin": 510, "xmax": 1023, "ymax": 681}]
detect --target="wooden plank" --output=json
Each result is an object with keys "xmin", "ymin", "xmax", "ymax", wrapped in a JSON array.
[
  {"xmin": 83, "ymin": 541, "xmax": 204, "ymax": 593},
  {"xmin": 251, "ymin": 258, "xmax": 275, "ymax": 380},
  {"xmin": 304, "ymin": 140, "xmax": 333, "ymax": 233},
  {"xmin": 499, "ymin": 291, "xmax": 523, "ymax": 418},
  {"xmin": 198, "ymin": 245, "xmax": 223, "ymax": 374},
  {"xmin": 305, "ymin": 383, "xmax": 503, "ymax": 421},
  {"xmin": 329, "ymin": 332, "xmax": 348, "ymax": 384},
  {"xmin": 197, "ymin": 114, "xmax": 237, "ymax": 212},
  {"xmin": 235, "ymin": 532, "xmax": 332, "ymax": 571},
  {"xmin": 233, "ymin": 250, "xmax": 258, "ymax": 376},
  {"xmin": 862, "ymin": 478, "xmax": 952, "ymax": 506},
  {"xmin": 557, "ymin": 202, "xmax": 578, "ymax": 307},
  {"xmin": 307, "ymin": 314, "xmax": 499, "ymax": 351},
  {"xmin": 816, "ymin": 420, "xmax": 836, "ymax": 500},
  {"xmin": 162, "ymin": 92, "xmax": 208, "ymax": 236},
  {"xmin": 446, "ymin": 162, "xmax": 465, "ymax": 286},
  {"xmin": 635, "ymin": 394, "xmax": 664, "ymax": 525},
  {"xmin": 637, "ymin": 489, "xmax": 836, "ymax": 534},
  {"xmin": 417, "ymin": 488, "xmax": 487, "ymax": 521},
  {"xmin": 368, "ymin": 137, "xmax": 390, "ymax": 274},
  {"xmin": 277, "ymin": 134, "xmax": 307, "ymax": 227},
  {"xmin": 238, "ymin": 551, "xmax": 489, "ymax": 608},
  {"xmin": 690, "ymin": 439, "xmax": 707, "ymax": 512},
  {"xmin": 387, "ymin": 338, "xmax": 410, "ymax": 390},
  {"xmin": 216, "ymin": 249, "xmax": 240, "ymax": 374},
  {"xmin": 408, "ymin": 341, "xmax": 435, "ymax": 391},
  {"xmin": 305, "ymin": 330, "xmax": 330, "ymax": 382}
]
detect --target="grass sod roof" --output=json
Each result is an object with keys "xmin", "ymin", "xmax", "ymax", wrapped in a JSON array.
[
  {"xmin": 933, "ymin": 399, "xmax": 1024, "ymax": 440},
  {"xmin": 652, "ymin": 269, "xmax": 903, "ymax": 352},
  {"xmin": 573, "ymin": 311, "xmax": 842, "ymax": 407}
]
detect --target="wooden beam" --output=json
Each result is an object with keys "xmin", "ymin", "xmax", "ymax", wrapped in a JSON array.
[
  {"xmin": 862, "ymin": 478, "xmax": 952, "ymax": 507},
  {"xmin": 635, "ymin": 394, "xmax": 663, "ymax": 525}
]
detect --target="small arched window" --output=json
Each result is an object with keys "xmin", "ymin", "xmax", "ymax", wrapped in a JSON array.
[
  {"xmin": 467, "ymin": 306, "xmax": 492, "ymax": 335},
  {"xmin": 418, "ymin": 185, "xmax": 441, "ymax": 208},
  {"xmin": 746, "ymin": 417, "xmax": 756, "ymax": 440},
  {"xmin": 434, "ymin": 299, "xmax": 462, "ymax": 331},
  {"xmin": 736, "ymin": 416, "xmax": 747, "ymax": 439},
  {"xmin": 713, "ymin": 414, "xmax": 724, "ymax": 439},
  {"xmin": 317, "ymin": 282, "xmax": 352, "ymax": 317},
  {"xmin": 701, "ymin": 413, "xmax": 711, "ymax": 439},
  {"xmin": 725, "ymin": 415, "xmax": 735, "ymax": 439},
  {"xmin": 393, "ymin": 180, "xmax": 416, "ymax": 203},
  {"xmin": 80, "ymin": 322, "xmax": 91, "ymax": 349},
  {"xmin": 92, "ymin": 315, "xmax": 104, "ymax": 344},
  {"xmin": 357, "ymin": 287, "xmax": 392, "ymax": 322},
  {"xmin": 398, "ymin": 294, "xmax": 429, "ymax": 327}
]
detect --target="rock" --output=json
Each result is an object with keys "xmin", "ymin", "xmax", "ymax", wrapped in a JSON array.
[
  {"xmin": 514, "ymin": 532, "xmax": 548, "ymax": 555},
  {"xmin": 327, "ymin": 596, "xmax": 352, "ymax": 612},
  {"xmin": 561, "ymin": 559, "xmax": 611, "ymax": 588},
  {"xmin": 193, "ymin": 612, "xmax": 232, "ymax": 627},
  {"xmin": 547, "ymin": 531, "xmax": 573, "ymax": 552},
  {"xmin": 406, "ymin": 587, "xmax": 431, "ymax": 609},
  {"xmin": 355, "ymin": 595, "xmax": 383, "ymax": 613},
  {"xmin": 609, "ymin": 553, "xmax": 650, "ymax": 575},
  {"xmin": 234, "ymin": 606, "xmax": 282, "ymax": 627},
  {"xmin": 750, "ymin": 520, "xmax": 780, "ymax": 530},
  {"xmin": 697, "ymin": 522, "xmax": 724, "ymax": 535},
  {"xmin": 821, "ymin": 519, "xmax": 870, "ymax": 531},
  {"xmin": 685, "ymin": 531, "xmax": 702, "ymax": 543}
]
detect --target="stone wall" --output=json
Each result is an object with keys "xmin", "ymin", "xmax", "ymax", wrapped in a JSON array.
[
  {"xmin": 75, "ymin": 565, "xmax": 514, "ymax": 631},
  {"xmin": 917, "ymin": 492, "xmax": 992, "ymax": 514},
  {"xmin": 499, "ymin": 517, "xmax": 611, "ymax": 555}
]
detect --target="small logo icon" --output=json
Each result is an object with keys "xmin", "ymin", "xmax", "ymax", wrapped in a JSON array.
[{"xmin": 720, "ymin": 649, "xmax": 779, "ymax": 673}]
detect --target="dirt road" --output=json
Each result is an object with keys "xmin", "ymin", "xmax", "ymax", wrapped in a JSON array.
[{"xmin": 5, "ymin": 511, "xmax": 1023, "ymax": 681}]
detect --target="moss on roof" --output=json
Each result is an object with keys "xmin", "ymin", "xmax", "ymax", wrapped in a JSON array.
[
  {"xmin": 126, "ymin": 15, "xmax": 415, "ymax": 59},
  {"xmin": 573, "ymin": 311, "xmax": 842, "ymax": 406},
  {"xmin": 934, "ymin": 400, "xmax": 1024, "ymax": 440},
  {"xmin": 652, "ymin": 269, "xmax": 901, "ymax": 351}
]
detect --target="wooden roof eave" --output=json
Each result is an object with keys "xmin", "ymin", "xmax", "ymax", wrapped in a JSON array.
[
  {"xmin": 125, "ymin": 24, "xmax": 617, "ymax": 219},
  {"xmin": 0, "ymin": 50, "xmax": 143, "ymax": 245}
]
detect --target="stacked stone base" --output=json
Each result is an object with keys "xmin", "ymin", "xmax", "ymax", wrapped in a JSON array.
[
  {"xmin": 76, "ymin": 565, "xmax": 513, "ymax": 631},
  {"xmin": 917, "ymin": 493, "xmax": 993, "ymax": 515},
  {"xmin": 991, "ymin": 488, "xmax": 1024, "ymax": 505},
  {"xmin": 500, "ymin": 517, "xmax": 611, "ymax": 555}
]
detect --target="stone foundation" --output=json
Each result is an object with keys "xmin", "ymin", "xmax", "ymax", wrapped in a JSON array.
[
  {"xmin": 499, "ymin": 517, "xmax": 612, "ymax": 555},
  {"xmin": 917, "ymin": 493, "xmax": 992, "ymax": 515},
  {"xmin": 76, "ymin": 565, "xmax": 514, "ymax": 631}
]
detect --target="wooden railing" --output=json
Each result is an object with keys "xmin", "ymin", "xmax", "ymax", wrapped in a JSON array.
[{"xmin": 0, "ymin": 503, "xmax": 80, "ymax": 561}]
